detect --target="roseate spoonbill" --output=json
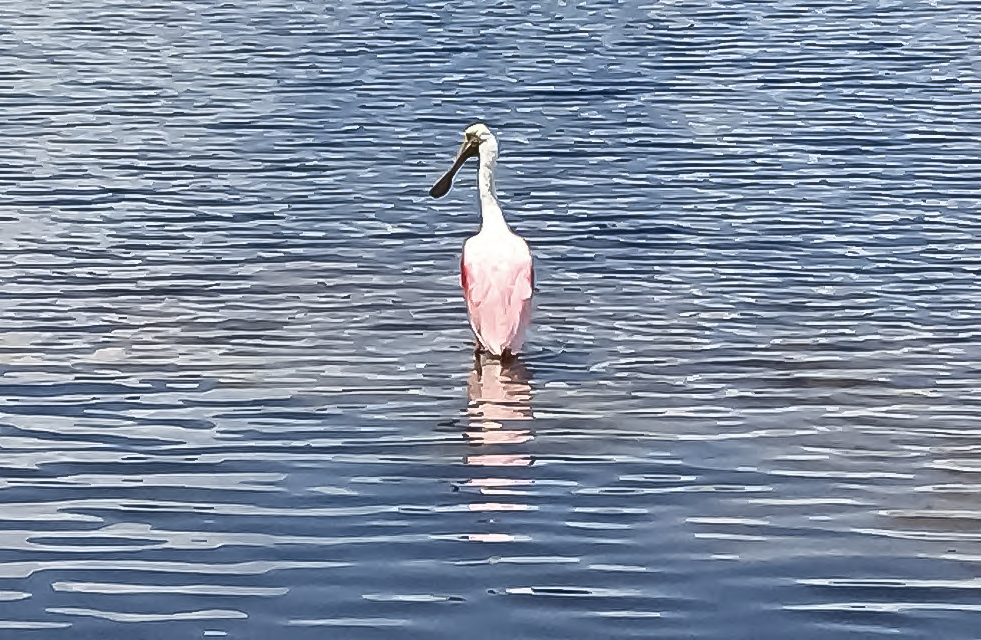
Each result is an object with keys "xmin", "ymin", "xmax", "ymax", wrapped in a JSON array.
[{"xmin": 430, "ymin": 123, "xmax": 533, "ymax": 360}]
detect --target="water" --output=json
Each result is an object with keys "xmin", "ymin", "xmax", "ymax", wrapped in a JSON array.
[{"xmin": 0, "ymin": 0, "xmax": 980, "ymax": 637}]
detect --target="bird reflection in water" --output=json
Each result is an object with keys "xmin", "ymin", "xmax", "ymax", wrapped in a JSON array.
[
  {"xmin": 466, "ymin": 355, "xmax": 534, "ymax": 461},
  {"xmin": 461, "ymin": 356, "xmax": 536, "ymax": 541}
]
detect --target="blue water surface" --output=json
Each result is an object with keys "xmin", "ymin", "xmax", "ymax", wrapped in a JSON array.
[{"xmin": 0, "ymin": 0, "xmax": 980, "ymax": 638}]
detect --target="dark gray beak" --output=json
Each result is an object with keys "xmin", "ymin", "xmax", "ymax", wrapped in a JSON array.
[{"xmin": 430, "ymin": 136, "xmax": 480, "ymax": 198}]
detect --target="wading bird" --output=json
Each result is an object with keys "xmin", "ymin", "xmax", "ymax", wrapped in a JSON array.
[{"xmin": 430, "ymin": 124, "xmax": 533, "ymax": 361}]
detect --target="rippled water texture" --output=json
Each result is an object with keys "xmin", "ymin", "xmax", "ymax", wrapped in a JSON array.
[{"xmin": 1, "ymin": 0, "xmax": 980, "ymax": 637}]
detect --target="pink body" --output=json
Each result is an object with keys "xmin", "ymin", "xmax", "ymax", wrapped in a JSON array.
[{"xmin": 461, "ymin": 233, "xmax": 533, "ymax": 356}]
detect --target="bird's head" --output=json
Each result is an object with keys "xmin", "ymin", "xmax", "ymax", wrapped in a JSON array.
[{"xmin": 430, "ymin": 123, "xmax": 495, "ymax": 198}]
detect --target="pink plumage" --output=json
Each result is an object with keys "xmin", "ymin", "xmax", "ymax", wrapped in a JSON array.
[{"xmin": 461, "ymin": 239, "xmax": 533, "ymax": 356}]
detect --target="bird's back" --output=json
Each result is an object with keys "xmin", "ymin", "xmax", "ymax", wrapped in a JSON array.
[{"xmin": 461, "ymin": 229, "xmax": 533, "ymax": 356}]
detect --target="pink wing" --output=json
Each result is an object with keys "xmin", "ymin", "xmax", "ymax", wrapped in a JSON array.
[{"xmin": 461, "ymin": 251, "xmax": 533, "ymax": 356}]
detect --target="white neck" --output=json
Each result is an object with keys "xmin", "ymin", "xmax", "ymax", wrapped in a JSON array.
[{"xmin": 477, "ymin": 135, "xmax": 508, "ymax": 232}]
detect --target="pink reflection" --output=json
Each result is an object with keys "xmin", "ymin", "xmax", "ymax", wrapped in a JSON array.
[
  {"xmin": 465, "ymin": 357, "xmax": 533, "ymax": 462},
  {"xmin": 466, "ymin": 356, "xmax": 533, "ymax": 430},
  {"xmin": 463, "ymin": 356, "xmax": 535, "ymax": 513},
  {"xmin": 465, "ymin": 454, "xmax": 532, "ymax": 467}
]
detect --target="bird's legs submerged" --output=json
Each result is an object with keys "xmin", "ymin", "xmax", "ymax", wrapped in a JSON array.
[
  {"xmin": 472, "ymin": 343, "xmax": 517, "ymax": 370},
  {"xmin": 472, "ymin": 343, "xmax": 482, "ymax": 373}
]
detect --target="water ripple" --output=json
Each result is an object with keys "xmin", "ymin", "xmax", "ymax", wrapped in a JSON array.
[{"xmin": 0, "ymin": 0, "xmax": 979, "ymax": 638}]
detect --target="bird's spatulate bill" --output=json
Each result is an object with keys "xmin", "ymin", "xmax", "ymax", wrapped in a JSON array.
[
  {"xmin": 429, "ymin": 158, "xmax": 464, "ymax": 198},
  {"xmin": 430, "ymin": 138, "xmax": 479, "ymax": 198}
]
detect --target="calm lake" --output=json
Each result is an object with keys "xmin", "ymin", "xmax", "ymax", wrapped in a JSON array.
[{"xmin": 0, "ymin": 0, "xmax": 980, "ymax": 638}]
